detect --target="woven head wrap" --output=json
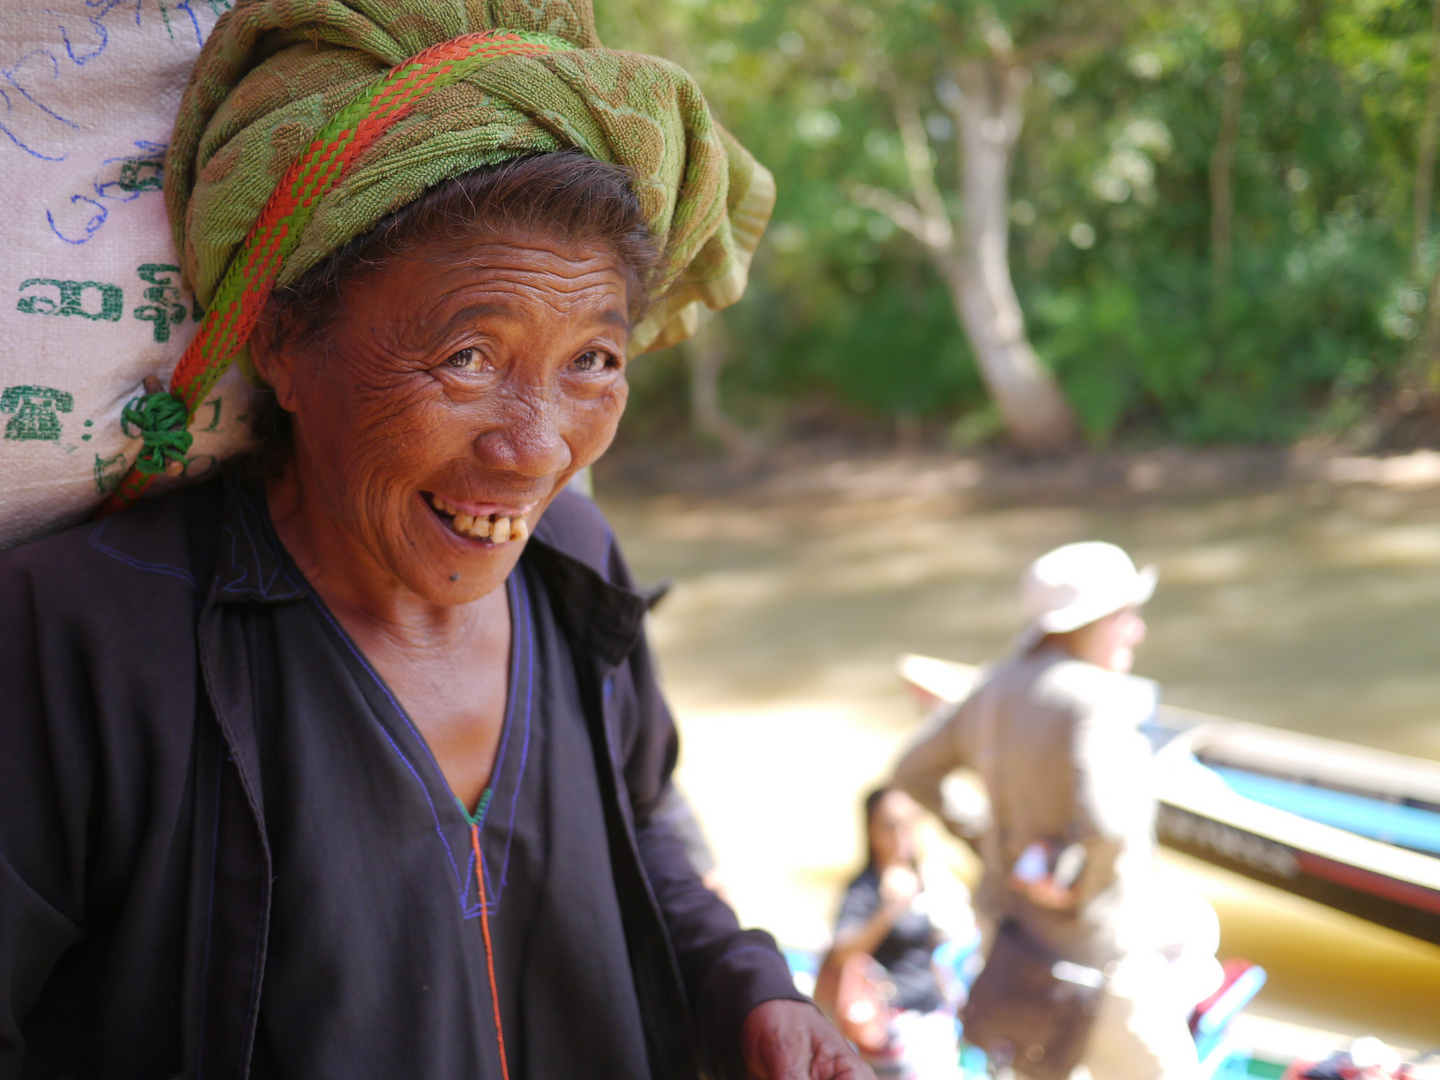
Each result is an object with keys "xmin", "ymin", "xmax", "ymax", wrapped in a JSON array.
[{"xmin": 99, "ymin": 0, "xmax": 773, "ymax": 513}]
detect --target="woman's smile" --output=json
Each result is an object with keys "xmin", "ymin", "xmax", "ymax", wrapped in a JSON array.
[
  {"xmin": 422, "ymin": 490, "xmax": 536, "ymax": 544},
  {"xmin": 254, "ymin": 236, "xmax": 632, "ymax": 608}
]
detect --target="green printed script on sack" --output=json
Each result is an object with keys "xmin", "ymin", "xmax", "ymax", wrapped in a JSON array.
[
  {"xmin": 17, "ymin": 265, "xmax": 204, "ymax": 342},
  {"xmin": 2, "ymin": 385, "xmax": 74, "ymax": 441}
]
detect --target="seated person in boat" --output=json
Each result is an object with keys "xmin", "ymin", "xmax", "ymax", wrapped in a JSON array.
[
  {"xmin": 819, "ymin": 788, "xmax": 976, "ymax": 1078},
  {"xmin": 892, "ymin": 542, "xmax": 1219, "ymax": 1080},
  {"xmin": 0, "ymin": 4, "xmax": 868, "ymax": 1077}
]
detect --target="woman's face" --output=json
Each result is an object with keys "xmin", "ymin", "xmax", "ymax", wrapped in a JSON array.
[
  {"xmin": 868, "ymin": 791, "xmax": 922, "ymax": 869},
  {"xmin": 258, "ymin": 233, "xmax": 632, "ymax": 603}
]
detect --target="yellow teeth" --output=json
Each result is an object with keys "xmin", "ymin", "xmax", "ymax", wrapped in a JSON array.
[
  {"xmin": 428, "ymin": 494, "xmax": 528, "ymax": 543},
  {"xmin": 455, "ymin": 513, "xmax": 491, "ymax": 541}
]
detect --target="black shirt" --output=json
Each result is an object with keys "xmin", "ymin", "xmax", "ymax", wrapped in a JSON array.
[
  {"xmin": 836, "ymin": 869, "xmax": 944, "ymax": 1013},
  {"xmin": 0, "ymin": 475, "xmax": 805, "ymax": 1080},
  {"xmin": 249, "ymin": 555, "xmax": 649, "ymax": 1078}
]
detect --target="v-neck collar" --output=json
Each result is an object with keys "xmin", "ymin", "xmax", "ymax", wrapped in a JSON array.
[{"xmin": 295, "ymin": 556, "xmax": 540, "ymax": 919}]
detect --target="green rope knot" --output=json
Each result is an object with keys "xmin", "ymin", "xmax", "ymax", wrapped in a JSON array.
[{"xmin": 121, "ymin": 391, "xmax": 193, "ymax": 475}]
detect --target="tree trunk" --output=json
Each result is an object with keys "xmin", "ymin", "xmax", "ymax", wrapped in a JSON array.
[
  {"xmin": 948, "ymin": 57, "xmax": 1079, "ymax": 454},
  {"xmin": 1418, "ymin": 0, "xmax": 1440, "ymax": 391},
  {"xmin": 1210, "ymin": 44, "xmax": 1246, "ymax": 307},
  {"xmin": 687, "ymin": 315, "xmax": 759, "ymax": 461},
  {"xmin": 1426, "ymin": 268, "xmax": 1440, "ymax": 391},
  {"xmin": 1416, "ymin": 0, "xmax": 1440, "ymax": 279}
]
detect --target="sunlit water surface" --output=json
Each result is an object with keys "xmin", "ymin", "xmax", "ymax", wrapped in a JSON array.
[{"xmin": 598, "ymin": 472, "xmax": 1440, "ymax": 1048}]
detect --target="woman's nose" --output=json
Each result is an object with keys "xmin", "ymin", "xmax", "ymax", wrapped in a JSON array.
[{"xmin": 472, "ymin": 385, "xmax": 571, "ymax": 478}]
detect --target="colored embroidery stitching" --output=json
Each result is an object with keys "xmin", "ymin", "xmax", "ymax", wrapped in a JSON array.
[
  {"xmin": 300, "ymin": 562, "xmax": 534, "ymax": 917},
  {"xmin": 471, "ymin": 819, "xmax": 511, "ymax": 1080},
  {"xmin": 496, "ymin": 567, "xmax": 537, "ymax": 898},
  {"xmin": 457, "ymin": 787, "xmax": 493, "ymax": 826},
  {"xmin": 461, "ymin": 569, "xmax": 534, "ymax": 916},
  {"xmin": 86, "ymin": 517, "xmax": 198, "ymax": 588}
]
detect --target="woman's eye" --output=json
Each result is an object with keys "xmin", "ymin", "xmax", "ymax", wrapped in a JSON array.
[
  {"xmin": 571, "ymin": 350, "xmax": 614, "ymax": 373},
  {"xmin": 444, "ymin": 348, "xmax": 479, "ymax": 371}
]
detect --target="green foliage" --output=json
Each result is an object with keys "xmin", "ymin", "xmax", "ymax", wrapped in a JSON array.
[
  {"xmin": 600, "ymin": 0, "xmax": 1438, "ymax": 445},
  {"xmin": 1011, "ymin": 0, "xmax": 1418, "ymax": 442},
  {"xmin": 725, "ymin": 261, "xmax": 982, "ymax": 417}
]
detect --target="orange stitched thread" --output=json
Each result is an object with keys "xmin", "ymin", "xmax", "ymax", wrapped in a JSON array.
[{"xmin": 471, "ymin": 822, "xmax": 511, "ymax": 1080}]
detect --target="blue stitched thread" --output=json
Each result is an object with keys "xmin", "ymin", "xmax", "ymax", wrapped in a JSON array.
[
  {"xmin": 302, "ymin": 592, "xmax": 467, "ymax": 902},
  {"xmin": 230, "ymin": 486, "xmax": 269, "ymax": 594},
  {"xmin": 464, "ymin": 569, "xmax": 534, "ymax": 916},
  {"xmin": 482, "ymin": 571, "xmax": 525, "ymax": 833},
  {"xmin": 303, "ymin": 569, "xmax": 532, "ymax": 917},
  {"xmin": 499, "ymin": 567, "xmax": 538, "ymax": 896},
  {"xmin": 228, "ymin": 485, "xmax": 304, "ymax": 599},
  {"xmin": 218, "ymin": 524, "xmax": 249, "ymax": 594},
  {"xmin": 87, "ymin": 518, "xmax": 197, "ymax": 587},
  {"xmin": 249, "ymin": 485, "xmax": 305, "ymax": 595}
]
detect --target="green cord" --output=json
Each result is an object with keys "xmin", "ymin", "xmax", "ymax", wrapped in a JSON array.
[{"xmin": 120, "ymin": 391, "xmax": 193, "ymax": 475}]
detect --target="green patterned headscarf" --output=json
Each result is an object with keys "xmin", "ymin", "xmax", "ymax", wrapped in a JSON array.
[
  {"xmin": 96, "ymin": 0, "xmax": 772, "ymax": 514},
  {"xmin": 166, "ymin": 0, "xmax": 773, "ymax": 358}
]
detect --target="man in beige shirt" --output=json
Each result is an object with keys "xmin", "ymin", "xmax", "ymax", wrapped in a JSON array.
[{"xmin": 893, "ymin": 542, "xmax": 1213, "ymax": 1080}]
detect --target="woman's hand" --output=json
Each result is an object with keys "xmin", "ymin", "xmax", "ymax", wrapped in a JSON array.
[
  {"xmin": 1017, "ymin": 875, "xmax": 1079, "ymax": 911},
  {"xmin": 877, "ymin": 866, "xmax": 920, "ymax": 912},
  {"xmin": 741, "ymin": 999, "xmax": 876, "ymax": 1079}
]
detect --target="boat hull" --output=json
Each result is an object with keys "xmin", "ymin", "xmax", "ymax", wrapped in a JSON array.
[{"xmin": 1155, "ymin": 800, "xmax": 1440, "ymax": 946}]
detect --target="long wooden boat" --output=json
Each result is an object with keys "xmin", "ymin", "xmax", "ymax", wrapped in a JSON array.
[{"xmin": 897, "ymin": 655, "xmax": 1440, "ymax": 948}]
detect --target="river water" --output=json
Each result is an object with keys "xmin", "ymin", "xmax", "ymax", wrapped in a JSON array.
[{"xmin": 597, "ymin": 460, "xmax": 1440, "ymax": 1049}]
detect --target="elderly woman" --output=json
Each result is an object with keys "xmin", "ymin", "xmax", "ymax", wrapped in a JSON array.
[{"xmin": 0, "ymin": 3, "xmax": 868, "ymax": 1079}]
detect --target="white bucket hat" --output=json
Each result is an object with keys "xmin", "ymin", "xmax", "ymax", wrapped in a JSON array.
[{"xmin": 1015, "ymin": 541, "xmax": 1157, "ymax": 653}]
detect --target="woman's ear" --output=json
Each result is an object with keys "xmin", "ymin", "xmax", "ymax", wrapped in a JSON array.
[{"xmin": 247, "ymin": 311, "xmax": 300, "ymax": 413}]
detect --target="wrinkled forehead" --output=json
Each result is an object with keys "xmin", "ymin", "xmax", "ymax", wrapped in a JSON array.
[
  {"xmin": 432, "ymin": 236, "xmax": 631, "ymax": 296},
  {"xmin": 345, "ymin": 236, "xmax": 634, "ymax": 339}
]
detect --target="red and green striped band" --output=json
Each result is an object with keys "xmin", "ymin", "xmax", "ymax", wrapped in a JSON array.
[{"xmin": 98, "ymin": 28, "xmax": 573, "ymax": 516}]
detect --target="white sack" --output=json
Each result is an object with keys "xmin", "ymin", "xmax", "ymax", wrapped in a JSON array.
[{"xmin": 0, "ymin": 0, "xmax": 256, "ymax": 551}]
